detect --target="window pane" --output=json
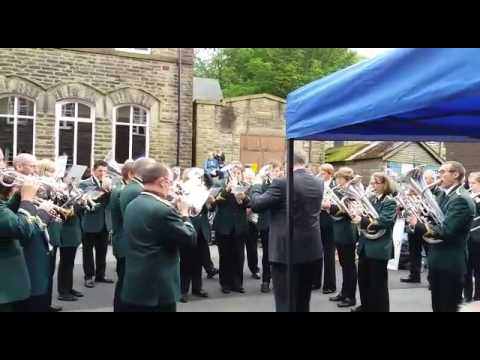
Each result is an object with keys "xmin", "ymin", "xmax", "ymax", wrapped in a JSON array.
[
  {"xmin": 78, "ymin": 103, "xmax": 91, "ymax": 119},
  {"xmin": 133, "ymin": 107, "xmax": 147, "ymax": 124},
  {"xmin": 0, "ymin": 97, "xmax": 14, "ymax": 116},
  {"xmin": 132, "ymin": 132, "xmax": 146, "ymax": 160},
  {"xmin": 61, "ymin": 103, "xmax": 75, "ymax": 118},
  {"xmin": 116, "ymin": 106, "xmax": 130, "ymax": 124},
  {"xmin": 0, "ymin": 117, "xmax": 14, "ymax": 165},
  {"xmin": 77, "ymin": 123, "xmax": 92, "ymax": 167},
  {"xmin": 17, "ymin": 118, "xmax": 34, "ymax": 155},
  {"xmin": 17, "ymin": 98, "xmax": 34, "ymax": 117},
  {"xmin": 115, "ymin": 125, "xmax": 130, "ymax": 163},
  {"xmin": 59, "ymin": 121, "xmax": 74, "ymax": 166}
]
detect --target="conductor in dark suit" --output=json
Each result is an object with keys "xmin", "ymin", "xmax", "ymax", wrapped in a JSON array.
[{"xmin": 249, "ymin": 151, "xmax": 324, "ymax": 312}]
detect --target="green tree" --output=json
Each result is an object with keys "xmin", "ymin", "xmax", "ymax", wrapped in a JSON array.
[{"xmin": 194, "ymin": 48, "xmax": 361, "ymax": 98}]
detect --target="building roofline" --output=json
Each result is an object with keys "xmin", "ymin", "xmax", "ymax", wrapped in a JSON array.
[{"xmin": 223, "ymin": 93, "xmax": 286, "ymax": 104}]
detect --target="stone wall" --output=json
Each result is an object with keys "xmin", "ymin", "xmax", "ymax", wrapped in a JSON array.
[{"xmin": 0, "ymin": 48, "xmax": 194, "ymax": 167}]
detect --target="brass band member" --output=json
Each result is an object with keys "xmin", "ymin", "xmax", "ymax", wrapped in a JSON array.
[
  {"xmin": 13, "ymin": 154, "xmax": 57, "ymax": 311},
  {"xmin": 351, "ymin": 173, "xmax": 397, "ymax": 312},
  {"xmin": 407, "ymin": 161, "xmax": 475, "ymax": 312},
  {"xmin": 121, "ymin": 163, "xmax": 197, "ymax": 312},
  {"xmin": 114, "ymin": 158, "xmax": 155, "ymax": 312},
  {"xmin": 109, "ymin": 160, "xmax": 135, "ymax": 312},
  {"xmin": 464, "ymin": 172, "xmax": 480, "ymax": 303},
  {"xmin": 214, "ymin": 161, "xmax": 250, "ymax": 294},
  {"xmin": 0, "ymin": 176, "xmax": 46, "ymax": 312},
  {"xmin": 322, "ymin": 167, "xmax": 358, "ymax": 308},
  {"xmin": 79, "ymin": 160, "xmax": 113, "ymax": 288},
  {"xmin": 37, "ymin": 159, "xmax": 64, "ymax": 311},
  {"xmin": 244, "ymin": 168, "xmax": 261, "ymax": 280},
  {"xmin": 401, "ymin": 169, "xmax": 440, "ymax": 285},
  {"xmin": 315, "ymin": 164, "xmax": 337, "ymax": 294}
]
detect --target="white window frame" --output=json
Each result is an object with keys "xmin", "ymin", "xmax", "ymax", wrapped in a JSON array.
[
  {"xmin": 0, "ymin": 95, "xmax": 36, "ymax": 159},
  {"xmin": 55, "ymin": 100, "xmax": 95, "ymax": 167},
  {"xmin": 115, "ymin": 48, "xmax": 152, "ymax": 55},
  {"xmin": 112, "ymin": 105, "xmax": 150, "ymax": 163}
]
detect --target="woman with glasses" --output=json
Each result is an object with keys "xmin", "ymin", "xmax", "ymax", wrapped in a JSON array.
[{"xmin": 350, "ymin": 173, "xmax": 397, "ymax": 312}]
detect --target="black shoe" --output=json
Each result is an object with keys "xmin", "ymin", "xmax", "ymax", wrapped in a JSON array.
[
  {"xmin": 312, "ymin": 285, "xmax": 321, "ymax": 290},
  {"xmin": 251, "ymin": 273, "xmax": 261, "ymax": 280},
  {"xmin": 329, "ymin": 294, "xmax": 345, "ymax": 302},
  {"xmin": 180, "ymin": 295, "xmax": 188, "ymax": 303},
  {"xmin": 232, "ymin": 287, "xmax": 245, "ymax": 293},
  {"xmin": 70, "ymin": 289, "xmax": 84, "ymax": 298},
  {"xmin": 338, "ymin": 298, "xmax": 356, "ymax": 308},
  {"xmin": 221, "ymin": 287, "xmax": 231, "ymax": 294},
  {"xmin": 261, "ymin": 282, "xmax": 271, "ymax": 293},
  {"xmin": 95, "ymin": 277, "xmax": 114, "ymax": 284},
  {"xmin": 351, "ymin": 305, "xmax": 364, "ymax": 312},
  {"xmin": 322, "ymin": 288, "xmax": 336, "ymax": 294},
  {"xmin": 85, "ymin": 279, "xmax": 95, "ymax": 288},
  {"xmin": 192, "ymin": 290, "xmax": 209, "ymax": 298},
  {"xmin": 58, "ymin": 294, "xmax": 78, "ymax": 302},
  {"xmin": 207, "ymin": 268, "xmax": 219, "ymax": 279},
  {"xmin": 49, "ymin": 305, "xmax": 63, "ymax": 312},
  {"xmin": 400, "ymin": 276, "xmax": 420, "ymax": 283}
]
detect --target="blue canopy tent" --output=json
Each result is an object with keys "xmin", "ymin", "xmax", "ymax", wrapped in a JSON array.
[{"xmin": 284, "ymin": 48, "xmax": 480, "ymax": 311}]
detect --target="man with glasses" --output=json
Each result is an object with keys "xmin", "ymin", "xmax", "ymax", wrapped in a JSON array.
[{"xmin": 407, "ymin": 161, "xmax": 475, "ymax": 312}]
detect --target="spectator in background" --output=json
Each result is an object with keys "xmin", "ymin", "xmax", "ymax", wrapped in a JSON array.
[{"xmin": 0, "ymin": 148, "xmax": 5, "ymax": 169}]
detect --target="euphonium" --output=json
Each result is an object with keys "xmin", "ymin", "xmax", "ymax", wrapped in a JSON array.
[
  {"xmin": 342, "ymin": 176, "xmax": 387, "ymax": 240},
  {"xmin": 404, "ymin": 166, "xmax": 445, "ymax": 244}
]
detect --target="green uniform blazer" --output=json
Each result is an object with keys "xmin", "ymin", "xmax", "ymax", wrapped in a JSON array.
[
  {"xmin": 191, "ymin": 204, "xmax": 212, "ymax": 242},
  {"xmin": 330, "ymin": 192, "xmax": 358, "ymax": 246},
  {"xmin": 60, "ymin": 213, "xmax": 82, "ymax": 248},
  {"xmin": 110, "ymin": 185, "xmax": 124, "ymax": 259},
  {"xmin": 118, "ymin": 180, "xmax": 144, "ymax": 258},
  {"xmin": 121, "ymin": 192, "xmax": 197, "ymax": 307},
  {"xmin": 47, "ymin": 221, "xmax": 62, "ymax": 248},
  {"xmin": 20, "ymin": 224, "xmax": 51, "ymax": 297},
  {"xmin": 468, "ymin": 198, "xmax": 480, "ymax": 243},
  {"xmin": 213, "ymin": 181, "xmax": 249, "ymax": 236},
  {"xmin": 0, "ymin": 199, "xmax": 38, "ymax": 304},
  {"xmin": 79, "ymin": 177, "xmax": 111, "ymax": 233},
  {"xmin": 357, "ymin": 195, "xmax": 397, "ymax": 260},
  {"xmin": 428, "ymin": 185, "xmax": 475, "ymax": 275}
]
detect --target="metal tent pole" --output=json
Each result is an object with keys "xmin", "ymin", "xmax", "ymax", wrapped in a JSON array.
[{"xmin": 286, "ymin": 139, "xmax": 295, "ymax": 312}]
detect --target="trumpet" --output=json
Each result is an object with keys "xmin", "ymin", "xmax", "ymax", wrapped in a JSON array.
[
  {"xmin": 33, "ymin": 198, "xmax": 75, "ymax": 223},
  {"xmin": 170, "ymin": 168, "xmax": 212, "ymax": 217},
  {"xmin": 0, "ymin": 169, "xmax": 65, "ymax": 194}
]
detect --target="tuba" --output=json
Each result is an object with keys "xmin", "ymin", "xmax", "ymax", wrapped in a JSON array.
[
  {"xmin": 403, "ymin": 166, "xmax": 445, "ymax": 244},
  {"xmin": 342, "ymin": 176, "xmax": 387, "ymax": 240}
]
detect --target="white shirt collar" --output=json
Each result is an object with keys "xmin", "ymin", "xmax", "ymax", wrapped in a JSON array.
[{"xmin": 445, "ymin": 184, "xmax": 459, "ymax": 196}]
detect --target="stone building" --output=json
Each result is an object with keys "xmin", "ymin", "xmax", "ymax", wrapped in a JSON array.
[
  {"xmin": 193, "ymin": 88, "xmax": 323, "ymax": 168},
  {"xmin": 324, "ymin": 141, "xmax": 444, "ymax": 182},
  {"xmin": 0, "ymin": 48, "xmax": 194, "ymax": 168}
]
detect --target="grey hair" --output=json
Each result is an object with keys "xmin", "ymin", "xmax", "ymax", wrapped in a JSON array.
[
  {"xmin": 133, "ymin": 157, "xmax": 156, "ymax": 178},
  {"xmin": 13, "ymin": 153, "xmax": 37, "ymax": 168}
]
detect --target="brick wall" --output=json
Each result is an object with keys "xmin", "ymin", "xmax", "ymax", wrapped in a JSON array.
[{"xmin": 0, "ymin": 48, "xmax": 194, "ymax": 167}]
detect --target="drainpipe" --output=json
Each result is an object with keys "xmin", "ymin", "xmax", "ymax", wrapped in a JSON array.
[{"xmin": 176, "ymin": 48, "xmax": 182, "ymax": 166}]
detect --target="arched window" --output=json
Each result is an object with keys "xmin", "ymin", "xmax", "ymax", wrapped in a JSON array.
[
  {"xmin": 0, "ymin": 96, "xmax": 35, "ymax": 165},
  {"xmin": 113, "ymin": 105, "xmax": 149, "ymax": 163},
  {"xmin": 55, "ymin": 101, "xmax": 95, "ymax": 167}
]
